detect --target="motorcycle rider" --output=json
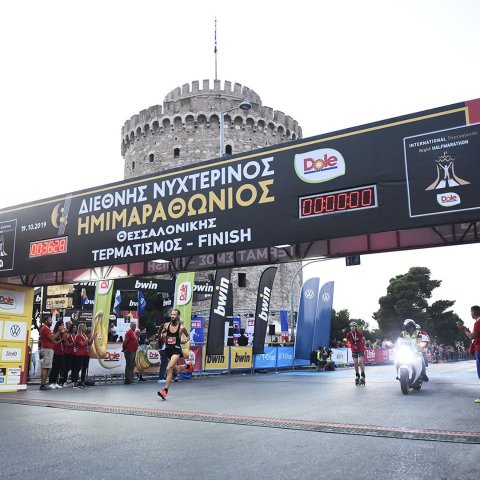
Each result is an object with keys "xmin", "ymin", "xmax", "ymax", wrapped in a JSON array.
[{"xmin": 399, "ymin": 319, "xmax": 429, "ymax": 381}]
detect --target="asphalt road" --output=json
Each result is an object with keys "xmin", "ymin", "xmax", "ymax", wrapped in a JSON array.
[{"xmin": 1, "ymin": 361, "xmax": 479, "ymax": 479}]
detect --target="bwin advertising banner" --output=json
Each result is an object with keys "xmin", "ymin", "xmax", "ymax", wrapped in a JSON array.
[
  {"xmin": 253, "ymin": 267, "xmax": 277, "ymax": 354},
  {"xmin": 294, "ymin": 277, "xmax": 320, "ymax": 360},
  {"xmin": 312, "ymin": 281, "xmax": 335, "ymax": 351},
  {"xmin": 206, "ymin": 269, "xmax": 232, "ymax": 356}
]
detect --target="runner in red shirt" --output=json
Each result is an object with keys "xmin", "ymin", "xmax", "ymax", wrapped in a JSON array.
[{"xmin": 345, "ymin": 321, "xmax": 366, "ymax": 386}]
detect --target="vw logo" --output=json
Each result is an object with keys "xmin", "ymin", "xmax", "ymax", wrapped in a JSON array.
[
  {"xmin": 304, "ymin": 289, "xmax": 315, "ymax": 299},
  {"xmin": 10, "ymin": 325, "xmax": 21, "ymax": 337},
  {"xmin": 322, "ymin": 293, "xmax": 330, "ymax": 302}
]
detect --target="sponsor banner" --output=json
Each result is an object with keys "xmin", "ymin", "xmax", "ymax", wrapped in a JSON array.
[
  {"xmin": 294, "ymin": 277, "xmax": 320, "ymax": 360},
  {"xmin": 190, "ymin": 317, "xmax": 204, "ymax": 345},
  {"xmin": 404, "ymin": 123, "xmax": 480, "ymax": 218},
  {"xmin": 253, "ymin": 267, "xmax": 277, "ymax": 355},
  {"xmin": 0, "ymin": 287, "xmax": 26, "ymax": 315},
  {"xmin": 331, "ymin": 347, "xmax": 349, "ymax": 365},
  {"xmin": 174, "ymin": 272, "xmax": 195, "ymax": 333},
  {"xmin": 3, "ymin": 321, "xmax": 27, "ymax": 342},
  {"xmin": 193, "ymin": 281, "xmax": 214, "ymax": 301},
  {"xmin": 0, "ymin": 284, "xmax": 33, "ymax": 392},
  {"xmin": 245, "ymin": 317, "xmax": 255, "ymax": 346},
  {"xmin": 206, "ymin": 269, "xmax": 232, "ymax": 356},
  {"xmin": 253, "ymin": 346, "xmax": 277, "ymax": 369},
  {"xmin": 114, "ymin": 277, "xmax": 174, "ymax": 293},
  {"xmin": 203, "ymin": 346, "xmax": 229, "ymax": 371},
  {"xmin": 47, "ymin": 284, "xmax": 74, "ymax": 296},
  {"xmin": 312, "ymin": 281, "xmax": 334, "ymax": 351},
  {"xmin": 364, "ymin": 348, "xmax": 392, "ymax": 364},
  {"xmin": 230, "ymin": 346, "xmax": 253, "ymax": 370},
  {"xmin": 276, "ymin": 346, "xmax": 295, "ymax": 368},
  {"xmin": 190, "ymin": 346, "xmax": 202, "ymax": 371},
  {"xmin": 90, "ymin": 280, "xmax": 114, "ymax": 360}
]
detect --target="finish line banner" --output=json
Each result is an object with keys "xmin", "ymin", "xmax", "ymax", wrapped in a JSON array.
[{"xmin": 2, "ymin": 99, "xmax": 480, "ymax": 278}]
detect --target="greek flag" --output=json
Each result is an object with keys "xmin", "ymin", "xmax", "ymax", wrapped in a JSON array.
[
  {"xmin": 113, "ymin": 289, "xmax": 122, "ymax": 317},
  {"xmin": 138, "ymin": 290, "xmax": 147, "ymax": 318}
]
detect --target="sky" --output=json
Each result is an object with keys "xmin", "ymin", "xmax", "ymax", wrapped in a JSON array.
[{"xmin": 1, "ymin": 0, "xmax": 479, "ymax": 329}]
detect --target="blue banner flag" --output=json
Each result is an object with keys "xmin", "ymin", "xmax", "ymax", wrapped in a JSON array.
[
  {"xmin": 113, "ymin": 289, "xmax": 122, "ymax": 317},
  {"xmin": 138, "ymin": 290, "xmax": 146, "ymax": 318},
  {"xmin": 312, "ymin": 281, "xmax": 335, "ymax": 350},
  {"xmin": 294, "ymin": 277, "xmax": 320, "ymax": 360},
  {"xmin": 280, "ymin": 310, "xmax": 289, "ymax": 332}
]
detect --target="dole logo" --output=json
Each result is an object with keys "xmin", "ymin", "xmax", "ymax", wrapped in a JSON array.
[
  {"xmin": 98, "ymin": 280, "xmax": 113, "ymax": 294},
  {"xmin": 437, "ymin": 192, "xmax": 461, "ymax": 207},
  {"xmin": 294, "ymin": 148, "xmax": 346, "ymax": 183},
  {"xmin": 0, "ymin": 294, "xmax": 16, "ymax": 310},
  {"xmin": 176, "ymin": 281, "xmax": 192, "ymax": 306}
]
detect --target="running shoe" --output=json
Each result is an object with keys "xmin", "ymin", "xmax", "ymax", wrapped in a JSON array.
[
  {"xmin": 39, "ymin": 384, "xmax": 53, "ymax": 391},
  {"xmin": 157, "ymin": 389, "xmax": 168, "ymax": 400},
  {"xmin": 474, "ymin": 398, "xmax": 480, "ymax": 404}
]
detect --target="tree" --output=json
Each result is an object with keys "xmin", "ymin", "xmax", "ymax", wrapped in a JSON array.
[
  {"xmin": 373, "ymin": 266, "xmax": 462, "ymax": 343},
  {"xmin": 330, "ymin": 309, "xmax": 370, "ymax": 345}
]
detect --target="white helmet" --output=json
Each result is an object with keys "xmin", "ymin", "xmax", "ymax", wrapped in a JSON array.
[
  {"xmin": 404, "ymin": 318, "xmax": 416, "ymax": 328},
  {"xmin": 349, "ymin": 321, "xmax": 358, "ymax": 327}
]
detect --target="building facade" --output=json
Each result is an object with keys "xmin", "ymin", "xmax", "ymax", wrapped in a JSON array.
[{"xmin": 121, "ymin": 79, "xmax": 302, "ymax": 318}]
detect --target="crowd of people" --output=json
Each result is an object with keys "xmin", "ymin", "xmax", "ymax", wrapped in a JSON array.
[
  {"xmin": 38, "ymin": 316, "xmax": 93, "ymax": 390},
  {"xmin": 36, "ymin": 305, "xmax": 480, "ymax": 403}
]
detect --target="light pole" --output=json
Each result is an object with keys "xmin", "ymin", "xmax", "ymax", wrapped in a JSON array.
[{"xmin": 219, "ymin": 100, "xmax": 252, "ymax": 157}]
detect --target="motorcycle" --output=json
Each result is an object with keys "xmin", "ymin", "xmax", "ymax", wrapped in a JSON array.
[{"xmin": 394, "ymin": 338, "xmax": 425, "ymax": 394}]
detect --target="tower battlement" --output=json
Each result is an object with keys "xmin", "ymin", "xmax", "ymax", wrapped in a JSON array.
[{"xmin": 121, "ymin": 79, "xmax": 301, "ymax": 156}]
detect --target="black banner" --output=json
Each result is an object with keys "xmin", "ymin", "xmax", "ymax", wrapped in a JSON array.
[
  {"xmin": 253, "ymin": 267, "xmax": 277, "ymax": 354},
  {"xmin": 1, "ymin": 99, "xmax": 480, "ymax": 277},
  {"xmin": 206, "ymin": 268, "xmax": 232, "ymax": 356}
]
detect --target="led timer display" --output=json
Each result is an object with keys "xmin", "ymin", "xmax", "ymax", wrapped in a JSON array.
[
  {"xmin": 29, "ymin": 236, "xmax": 68, "ymax": 258},
  {"xmin": 299, "ymin": 185, "xmax": 378, "ymax": 219}
]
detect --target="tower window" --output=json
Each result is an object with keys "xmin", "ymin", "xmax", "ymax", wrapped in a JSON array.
[
  {"xmin": 132, "ymin": 160, "xmax": 136, "ymax": 170},
  {"xmin": 225, "ymin": 145, "xmax": 232, "ymax": 155},
  {"xmin": 174, "ymin": 148, "xmax": 180, "ymax": 159},
  {"xmin": 238, "ymin": 272, "xmax": 247, "ymax": 288},
  {"xmin": 149, "ymin": 153, "xmax": 154, "ymax": 162}
]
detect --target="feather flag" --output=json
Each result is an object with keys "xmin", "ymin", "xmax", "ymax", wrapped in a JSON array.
[{"xmin": 113, "ymin": 289, "xmax": 122, "ymax": 317}]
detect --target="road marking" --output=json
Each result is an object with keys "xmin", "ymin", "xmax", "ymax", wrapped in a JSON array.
[{"xmin": 1, "ymin": 396, "xmax": 479, "ymax": 444}]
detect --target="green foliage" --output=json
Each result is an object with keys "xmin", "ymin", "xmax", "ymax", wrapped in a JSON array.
[
  {"xmin": 330, "ymin": 309, "xmax": 371, "ymax": 345},
  {"xmin": 373, "ymin": 266, "xmax": 462, "ymax": 343}
]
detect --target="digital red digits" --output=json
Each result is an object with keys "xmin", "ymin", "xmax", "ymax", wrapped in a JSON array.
[
  {"xmin": 29, "ymin": 236, "xmax": 68, "ymax": 258},
  {"xmin": 299, "ymin": 185, "xmax": 377, "ymax": 219}
]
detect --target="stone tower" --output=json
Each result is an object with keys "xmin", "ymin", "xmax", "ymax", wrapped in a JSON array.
[{"xmin": 121, "ymin": 79, "xmax": 302, "ymax": 318}]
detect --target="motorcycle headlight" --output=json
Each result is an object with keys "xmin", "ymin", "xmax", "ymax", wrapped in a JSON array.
[{"xmin": 395, "ymin": 346, "xmax": 415, "ymax": 363}]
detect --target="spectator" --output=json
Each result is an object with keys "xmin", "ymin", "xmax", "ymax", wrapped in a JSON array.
[
  {"xmin": 62, "ymin": 322, "xmax": 77, "ymax": 386},
  {"xmin": 48, "ymin": 320, "xmax": 65, "ymax": 388},
  {"xmin": 39, "ymin": 316, "xmax": 64, "ymax": 391},
  {"xmin": 237, "ymin": 329, "xmax": 249, "ymax": 347},
  {"xmin": 123, "ymin": 321, "xmax": 138, "ymax": 384},
  {"xmin": 108, "ymin": 323, "xmax": 118, "ymax": 343},
  {"xmin": 73, "ymin": 323, "xmax": 93, "ymax": 388},
  {"xmin": 457, "ymin": 305, "xmax": 480, "ymax": 403}
]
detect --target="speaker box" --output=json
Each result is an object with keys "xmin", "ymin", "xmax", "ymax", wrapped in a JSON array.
[{"xmin": 268, "ymin": 324, "xmax": 276, "ymax": 336}]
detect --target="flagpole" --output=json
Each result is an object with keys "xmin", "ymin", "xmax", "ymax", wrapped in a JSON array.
[{"xmin": 214, "ymin": 17, "xmax": 218, "ymax": 81}]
